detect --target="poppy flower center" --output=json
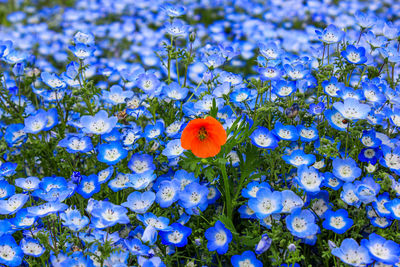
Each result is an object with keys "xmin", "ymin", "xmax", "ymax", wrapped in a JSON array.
[{"xmin": 198, "ymin": 126, "xmax": 208, "ymax": 141}]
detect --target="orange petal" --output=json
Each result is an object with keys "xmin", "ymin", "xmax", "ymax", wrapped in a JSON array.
[{"xmin": 191, "ymin": 136, "xmax": 221, "ymax": 158}]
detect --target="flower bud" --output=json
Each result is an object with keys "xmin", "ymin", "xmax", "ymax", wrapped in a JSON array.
[
  {"xmin": 255, "ymin": 234, "xmax": 272, "ymax": 254},
  {"xmin": 366, "ymin": 163, "xmax": 377, "ymax": 173},
  {"xmin": 287, "ymin": 243, "xmax": 296, "ymax": 252},
  {"xmin": 189, "ymin": 32, "xmax": 196, "ymax": 42}
]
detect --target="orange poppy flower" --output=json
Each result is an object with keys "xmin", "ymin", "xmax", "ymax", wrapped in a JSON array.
[{"xmin": 181, "ymin": 116, "xmax": 227, "ymax": 158}]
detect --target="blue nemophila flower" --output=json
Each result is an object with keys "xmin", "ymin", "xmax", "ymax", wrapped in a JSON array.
[
  {"xmin": 3, "ymin": 50, "xmax": 27, "ymax": 64},
  {"xmin": 179, "ymin": 182, "xmax": 209, "ymax": 210},
  {"xmin": 23, "ymin": 110, "xmax": 48, "ymax": 134},
  {"xmin": 103, "ymin": 130, "xmax": 123, "ymax": 143},
  {"xmin": 340, "ymin": 183, "xmax": 361, "ymax": 208},
  {"xmin": 69, "ymin": 42, "xmax": 95, "ymax": 59},
  {"xmin": 259, "ymin": 41, "xmax": 281, "ymax": 60},
  {"xmin": 385, "ymin": 198, "xmax": 400, "ymax": 220},
  {"xmin": 202, "ymin": 54, "xmax": 226, "ymax": 69},
  {"xmin": 20, "ymin": 238, "xmax": 45, "ymax": 257},
  {"xmin": 122, "ymin": 128, "xmax": 142, "ymax": 147},
  {"xmin": 129, "ymin": 170, "xmax": 156, "ymax": 190},
  {"xmin": 37, "ymin": 176, "xmax": 67, "ymax": 192},
  {"xmin": 373, "ymin": 193, "xmax": 392, "ymax": 218},
  {"xmin": 323, "ymin": 172, "xmax": 343, "ymax": 190},
  {"xmin": 27, "ymin": 201, "xmax": 68, "ymax": 217},
  {"xmin": 285, "ymin": 208, "xmax": 319, "ymax": 239},
  {"xmin": 97, "ymin": 141, "xmax": 128, "ymax": 165},
  {"xmin": 58, "ymin": 134, "xmax": 93, "ymax": 153},
  {"xmin": 380, "ymin": 145, "xmax": 400, "ymax": 175},
  {"xmin": 41, "ymin": 72, "xmax": 66, "ymax": 89},
  {"xmin": 162, "ymin": 139, "xmax": 184, "ymax": 159},
  {"xmin": 273, "ymin": 122, "xmax": 299, "ymax": 141},
  {"xmin": 97, "ymin": 166, "xmax": 113, "ymax": 184},
  {"xmin": 341, "ymin": 45, "xmax": 368, "ymax": 64},
  {"xmin": 74, "ymin": 31, "xmax": 95, "ymax": 45},
  {"xmin": 284, "ymin": 63, "xmax": 309, "ymax": 80},
  {"xmin": 332, "ymin": 158, "xmax": 361, "ymax": 183},
  {"xmin": 122, "ymin": 191, "xmax": 155, "ymax": 214},
  {"xmin": 80, "ymin": 110, "xmax": 117, "ymax": 135},
  {"xmin": 60, "ymin": 207, "xmax": 89, "ymax": 231},
  {"xmin": 272, "ymin": 80, "xmax": 296, "ymax": 97},
  {"xmin": 161, "ymin": 3, "xmax": 186, "ymax": 17},
  {"xmin": 249, "ymin": 126, "xmax": 279, "ymax": 149},
  {"xmin": 315, "ymin": 24, "xmax": 345, "ymax": 44},
  {"xmin": 386, "ymin": 107, "xmax": 400, "ymax": 128},
  {"xmin": 355, "ymin": 11, "xmax": 377, "ymax": 29},
  {"xmin": 102, "ymin": 85, "xmax": 133, "ymax": 105},
  {"xmin": 230, "ymin": 87, "xmax": 256, "ymax": 103},
  {"xmin": 321, "ymin": 76, "xmax": 344, "ymax": 97},
  {"xmin": 128, "ymin": 153, "xmax": 155, "ymax": 174},
  {"xmin": 322, "ymin": 209, "xmax": 353, "ymax": 234},
  {"xmin": 0, "ymin": 235, "xmax": 23, "ymax": 266},
  {"xmin": 241, "ymin": 181, "xmax": 271, "ymax": 199},
  {"xmin": 331, "ymin": 238, "xmax": 372, "ymax": 267},
  {"xmin": 382, "ymin": 22, "xmax": 399, "ymax": 40},
  {"xmin": 163, "ymin": 82, "xmax": 188, "ymax": 100},
  {"xmin": 364, "ymin": 31, "xmax": 388, "ymax": 49},
  {"xmin": 258, "ymin": 66, "xmax": 281, "ymax": 81},
  {"xmin": 360, "ymin": 130, "xmax": 382, "ymax": 148},
  {"xmin": 108, "ymin": 172, "xmax": 132, "ymax": 192},
  {"xmin": 333, "ymin": 98, "xmax": 371, "ymax": 120},
  {"xmin": 297, "ymin": 125, "xmax": 318, "ymax": 142},
  {"xmin": 0, "ymin": 181, "xmax": 15, "ymax": 200},
  {"xmin": 156, "ymin": 179, "xmax": 180, "ymax": 208},
  {"xmin": 205, "ymin": 220, "xmax": 232, "ymax": 254},
  {"xmin": 159, "ymin": 222, "xmax": 192, "ymax": 247},
  {"xmin": 164, "ymin": 19, "xmax": 190, "ymax": 37},
  {"xmin": 124, "ymin": 238, "xmax": 150, "ymax": 256},
  {"xmin": 294, "ymin": 165, "xmax": 323, "ymax": 193},
  {"xmin": 0, "ymin": 194, "xmax": 28, "ymax": 215},
  {"xmin": 248, "ymin": 188, "xmax": 282, "ymax": 219},
  {"xmin": 309, "ymin": 191, "xmax": 331, "ymax": 218},
  {"xmin": 213, "ymin": 82, "xmax": 231, "ymax": 98},
  {"xmin": 338, "ymin": 88, "xmax": 364, "ymax": 102},
  {"xmin": 142, "ymin": 225, "xmax": 158, "ymax": 245},
  {"xmin": 282, "ymin": 149, "xmax": 316, "ymax": 167},
  {"xmin": 362, "ymin": 83, "xmax": 386, "ymax": 107},
  {"xmin": 165, "ymin": 119, "xmax": 185, "ymax": 138},
  {"xmin": 308, "ymin": 102, "xmax": 325, "ymax": 115},
  {"xmin": 143, "ymin": 120, "xmax": 165, "ymax": 140},
  {"xmin": 281, "ymin": 190, "xmax": 304, "ymax": 213},
  {"xmin": 193, "ymin": 94, "xmax": 224, "ymax": 113},
  {"xmin": 10, "ymin": 209, "xmax": 36, "ymax": 229},
  {"xmin": 354, "ymin": 176, "xmax": 380, "ymax": 204},
  {"xmin": 371, "ymin": 215, "xmax": 392, "ymax": 229},
  {"xmin": 0, "ymin": 162, "xmax": 18, "ymax": 177},
  {"xmin": 4, "ymin": 123, "xmax": 27, "ymax": 147},
  {"xmin": 137, "ymin": 212, "xmax": 171, "ymax": 231},
  {"xmin": 324, "ymin": 109, "xmax": 347, "ymax": 131},
  {"xmin": 77, "ymin": 174, "xmax": 100, "ymax": 199},
  {"xmin": 90, "ymin": 200, "xmax": 129, "ymax": 228},
  {"xmin": 361, "ymin": 233, "xmax": 400, "ymax": 265},
  {"xmin": 379, "ymin": 46, "xmax": 400, "ymax": 63},
  {"xmin": 231, "ymin": 250, "xmax": 262, "ymax": 267}
]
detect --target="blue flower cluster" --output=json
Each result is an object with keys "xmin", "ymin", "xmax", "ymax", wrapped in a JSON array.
[{"xmin": 0, "ymin": 0, "xmax": 399, "ymax": 266}]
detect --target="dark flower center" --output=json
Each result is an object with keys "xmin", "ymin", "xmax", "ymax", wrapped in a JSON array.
[{"xmin": 198, "ymin": 126, "xmax": 208, "ymax": 141}]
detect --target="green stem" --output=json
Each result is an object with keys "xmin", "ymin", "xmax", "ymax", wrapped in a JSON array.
[
  {"xmin": 220, "ymin": 163, "xmax": 232, "ymax": 220},
  {"xmin": 186, "ymin": 79, "xmax": 203, "ymax": 103}
]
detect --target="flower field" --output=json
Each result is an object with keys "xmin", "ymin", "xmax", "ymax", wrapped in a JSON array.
[{"xmin": 0, "ymin": 0, "xmax": 400, "ymax": 266}]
